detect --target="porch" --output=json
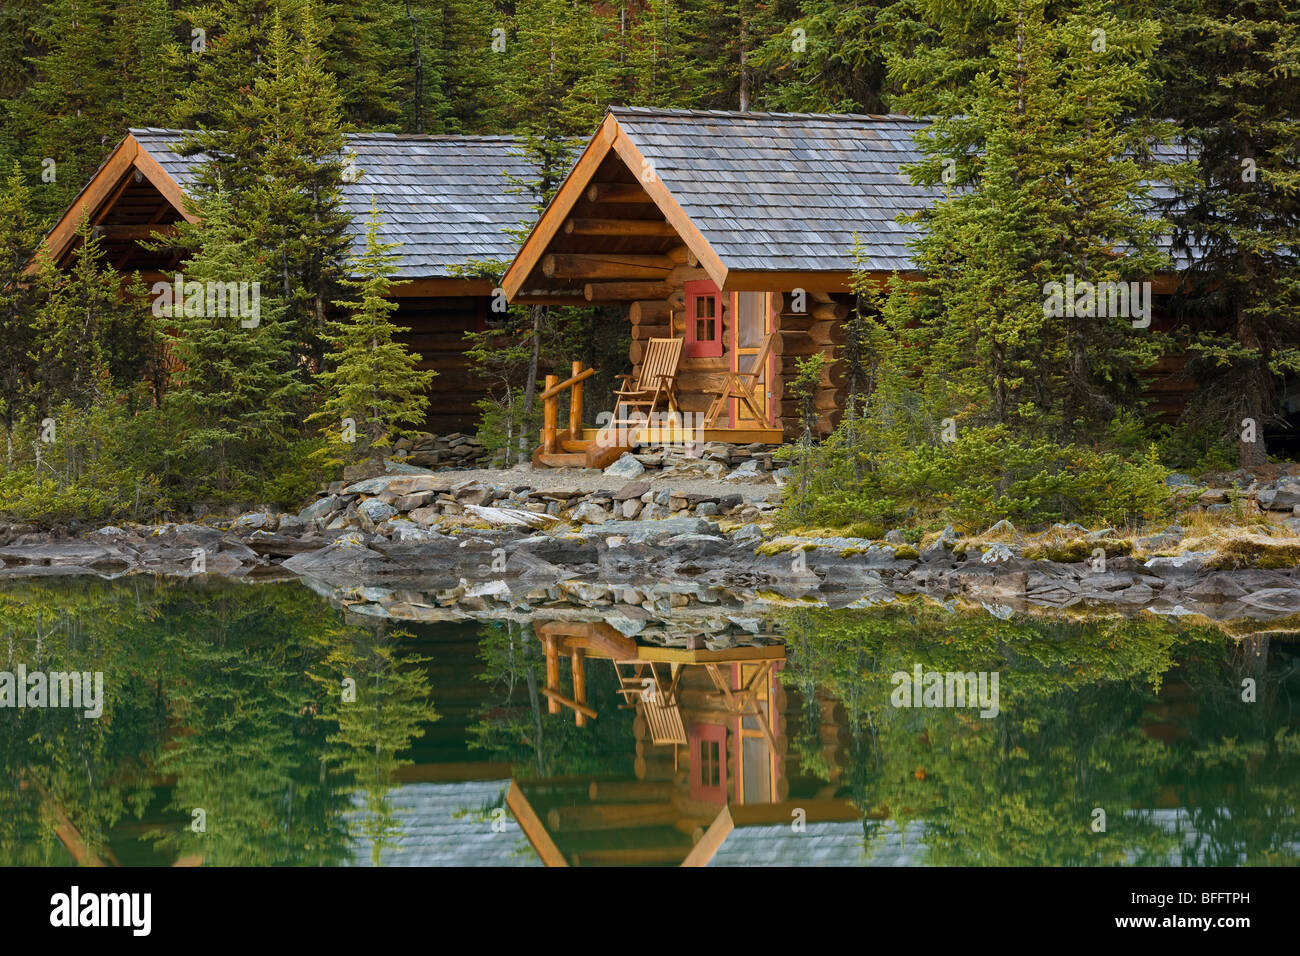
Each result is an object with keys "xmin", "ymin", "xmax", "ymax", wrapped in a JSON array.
[{"xmin": 533, "ymin": 359, "xmax": 784, "ymax": 468}]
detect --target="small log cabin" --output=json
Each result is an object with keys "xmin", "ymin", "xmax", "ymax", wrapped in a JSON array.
[
  {"xmin": 503, "ymin": 107, "xmax": 1192, "ymax": 460},
  {"xmin": 509, "ymin": 620, "xmax": 862, "ymax": 866},
  {"xmin": 37, "ymin": 128, "xmax": 540, "ymax": 433}
]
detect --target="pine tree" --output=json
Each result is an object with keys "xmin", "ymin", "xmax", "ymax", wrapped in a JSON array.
[
  {"xmin": 310, "ymin": 199, "xmax": 434, "ymax": 467},
  {"xmin": 27, "ymin": 215, "xmax": 124, "ymax": 416},
  {"xmin": 183, "ymin": 1, "xmax": 352, "ymax": 377},
  {"xmin": 1156, "ymin": 0, "xmax": 1300, "ymax": 466},
  {"xmin": 882, "ymin": 0, "xmax": 1168, "ymax": 439},
  {"xmin": 0, "ymin": 163, "xmax": 42, "ymax": 446},
  {"xmin": 162, "ymin": 188, "xmax": 305, "ymax": 495}
]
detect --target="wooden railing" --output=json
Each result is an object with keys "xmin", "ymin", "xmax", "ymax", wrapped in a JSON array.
[{"xmin": 540, "ymin": 361, "xmax": 597, "ymax": 454}]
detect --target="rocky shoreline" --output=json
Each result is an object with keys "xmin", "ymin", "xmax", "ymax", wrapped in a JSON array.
[{"xmin": 5, "ymin": 464, "xmax": 1300, "ymax": 631}]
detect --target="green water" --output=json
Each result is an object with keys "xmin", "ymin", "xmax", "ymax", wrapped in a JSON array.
[{"xmin": 1, "ymin": 576, "xmax": 1297, "ymax": 866}]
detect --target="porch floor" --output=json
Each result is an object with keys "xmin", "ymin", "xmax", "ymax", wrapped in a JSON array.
[{"xmin": 571, "ymin": 425, "xmax": 785, "ymax": 445}]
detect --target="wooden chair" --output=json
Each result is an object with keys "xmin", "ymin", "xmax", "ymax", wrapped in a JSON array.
[
  {"xmin": 703, "ymin": 332, "xmax": 776, "ymax": 427},
  {"xmin": 613, "ymin": 660, "xmax": 687, "ymax": 768},
  {"xmin": 613, "ymin": 337, "xmax": 682, "ymax": 426}
]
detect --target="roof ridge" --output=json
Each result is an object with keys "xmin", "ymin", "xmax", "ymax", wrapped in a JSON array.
[{"xmin": 608, "ymin": 105, "xmax": 922, "ymax": 123}]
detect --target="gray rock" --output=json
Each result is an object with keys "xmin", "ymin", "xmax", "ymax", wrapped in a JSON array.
[
  {"xmin": 1164, "ymin": 473, "xmax": 1195, "ymax": 487},
  {"xmin": 725, "ymin": 460, "xmax": 762, "ymax": 481},
  {"xmin": 614, "ymin": 480, "xmax": 650, "ymax": 501},
  {"xmin": 344, "ymin": 477, "xmax": 394, "ymax": 495},
  {"xmin": 358, "ymin": 499, "xmax": 398, "ymax": 523},
  {"xmin": 277, "ymin": 515, "xmax": 305, "ymax": 533},
  {"xmin": 695, "ymin": 502, "xmax": 720, "ymax": 517},
  {"xmin": 884, "ymin": 529, "xmax": 906, "ymax": 545},
  {"xmin": 571, "ymin": 500, "xmax": 609, "ymax": 524},
  {"xmin": 733, "ymin": 523, "xmax": 764, "ymax": 545},
  {"xmin": 603, "ymin": 453, "xmax": 645, "ymax": 480},
  {"xmin": 235, "ymin": 511, "xmax": 272, "ymax": 531},
  {"xmin": 1258, "ymin": 483, "xmax": 1300, "ymax": 510}
]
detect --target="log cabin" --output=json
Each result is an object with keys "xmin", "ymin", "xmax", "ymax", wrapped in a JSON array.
[
  {"xmin": 508, "ymin": 619, "xmax": 864, "ymax": 866},
  {"xmin": 503, "ymin": 107, "xmax": 1194, "ymax": 465},
  {"xmin": 36, "ymin": 128, "xmax": 542, "ymax": 433}
]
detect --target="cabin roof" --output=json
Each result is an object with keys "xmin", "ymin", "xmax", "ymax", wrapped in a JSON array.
[
  {"xmin": 609, "ymin": 106, "xmax": 935, "ymax": 274},
  {"xmin": 502, "ymin": 107, "xmax": 1198, "ymax": 300},
  {"xmin": 349, "ymin": 780, "xmax": 540, "ymax": 867},
  {"xmin": 707, "ymin": 820, "xmax": 928, "ymax": 867},
  {"xmin": 54, "ymin": 128, "xmax": 541, "ymax": 281}
]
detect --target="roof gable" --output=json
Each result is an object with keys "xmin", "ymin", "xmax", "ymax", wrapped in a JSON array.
[{"xmin": 47, "ymin": 129, "xmax": 543, "ymax": 281}]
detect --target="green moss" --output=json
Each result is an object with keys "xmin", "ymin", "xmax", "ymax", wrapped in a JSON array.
[
  {"xmin": 893, "ymin": 544, "xmax": 919, "ymax": 560},
  {"xmin": 1022, "ymin": 537, "xmax": 1133, "ymax": 562},
  {"xmin": 1206, "ymin": 538, "xmax": 1300, "ymax": 570},
  {"xmin": 756, "ymin": 538, "xmax": 801, "ymax": 556}
]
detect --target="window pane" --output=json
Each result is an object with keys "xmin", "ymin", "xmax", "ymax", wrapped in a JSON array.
[
  {"xmin": 743, "ymin": 736, "xmax": 770, "ymax": 801},
  {"xmin": 736, "ymin": 292, "xmax": 765, "ymax": 348}
]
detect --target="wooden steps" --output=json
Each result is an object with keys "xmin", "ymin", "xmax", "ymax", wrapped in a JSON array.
[{"xmin": 533, "ymin": 432, "xmax": 634, "ymax": 469}]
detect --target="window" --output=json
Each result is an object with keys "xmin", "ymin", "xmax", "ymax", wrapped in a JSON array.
[
  {"xmin": 689, "ymin": 722, "xmax": 728, "ymax": 803},
  {"xmin": 684, "ymin": 279, "xmax": 723, "ymax": 358}
]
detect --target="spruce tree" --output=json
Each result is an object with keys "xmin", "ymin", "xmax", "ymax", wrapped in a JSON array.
[
  {"xmin": 310, "ymin": 199, "xmax": 434, "ymax": 467},
  {"xmin": 27, "ymin": 215, "xmax": 123, "ymax": 415},
  {"xmin": 0, "ymin": 163, "xmax": 42, "ymax": 447},
  {"xmin": 1156, "ymin": 0, "xmax": 1300, "ymax": 466},
  {"xmin": 882, "ymin": 0, "xmax": 1168, "ymax": 439},
  {"xmin": 183, "ymin": 1, "xmax": 352, "ymax": 377},
  {"xmin": 162, "ymin": 188, "xmax": 304, "ymax": 495}
]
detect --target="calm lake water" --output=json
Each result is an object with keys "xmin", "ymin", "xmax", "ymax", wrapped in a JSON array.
[{"xmin": 2, "ymin": 576, "xmax": 1297, "ymax": 866}]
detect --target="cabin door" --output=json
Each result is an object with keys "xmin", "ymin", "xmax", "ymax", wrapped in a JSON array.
[{"xmin": 730, "ymin": 291, "xmax": 773, "ymax": 427}]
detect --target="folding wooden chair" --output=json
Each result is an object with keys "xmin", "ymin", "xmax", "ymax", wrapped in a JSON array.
[
  {"xmin": 703, "ymin": 331, "xmax": 776, "ymax": 426},
  {"xmin": 613, "ymin": 337, "xmax": 682, "ymax": 426}
]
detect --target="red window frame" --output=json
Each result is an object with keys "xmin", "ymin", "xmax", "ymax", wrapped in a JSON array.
[
  {"xmin": 683, "ymin": 279, "xmax": 723, "ymax": 358},
  {"xmin": 689, "ymin": 722, "xmax": 728, "ymax": 804}
]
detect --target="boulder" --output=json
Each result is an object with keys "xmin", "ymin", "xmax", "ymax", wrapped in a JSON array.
[
  {"xmin": 604, "ymin": 453, "xmax": 646, "ymax": 480},
  {"xmin": 358, "ymin": 499, "xmax": 398, "ymax": 523}
]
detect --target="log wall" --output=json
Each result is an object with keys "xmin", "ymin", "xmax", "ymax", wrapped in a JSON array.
[{"xmin": 390, "ymin": 296, "xmax": 489, "ymax": 434}]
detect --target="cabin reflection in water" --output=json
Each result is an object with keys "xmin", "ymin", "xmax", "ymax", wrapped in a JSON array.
[{"xmin": 508, "ymin": 620, "xmax": 862, "ymax": 866}]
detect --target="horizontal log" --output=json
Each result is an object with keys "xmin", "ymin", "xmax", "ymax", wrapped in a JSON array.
[
  {"xmin": 586, "ymin": 183, "xmax": 654, "ymax": 203},
  {"xmin": 634, "ymin": 754, "xmax": 676, "ymax": 780},
  {"xmin": 629, "ymin": 322, "xmax": 671, "ymax": 340},
  {"xmin": 543, "ymin": 253, "xmax": 672, "ymax": 281},
  {"xmin": 564, "ymin": 218, "xmax": 677, "ymax": 237},
  {"xmin": 665, "ymin": 246, "xmax": 696, "ymax": 266},
  {"xmin": 629, "ymin": 300, "xmax": 671, "ymax": 325},
  {"xmin": 588, "ymin": 780, "xmax": 676, "ymax": 802},
  {"xmin": 546, "ymin": 802, "xmax": 677, "ymax": 832},
  {"xmin": 585, "ymin": 281, "xmax": 673, "ymax": 301},
  {"xmin": 666, "ymin": 265, "xmax": 710, "ymax": 286},
  {"xmin": 96, "ymin": 223, "xmax": 180, "ymax": 241}
]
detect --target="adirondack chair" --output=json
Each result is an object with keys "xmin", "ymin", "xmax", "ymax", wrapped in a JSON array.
[
  {"xmin": 703, "ymin": 331, "xmax": 776, "ymax": 426},
  {"xmin": 613, "ymin": 337, "xmax": 682, "ymax": 426},
  {"xmin": 613, "ymin": 660, "xmax": 687, "ymax": 763}
]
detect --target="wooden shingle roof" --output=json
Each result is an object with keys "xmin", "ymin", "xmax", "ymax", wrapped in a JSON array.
[
  {"xmin": 129, "ymin": 128, "xmax": 540, "ymax": 279},
  {"xmin": 609, "ymin": 106, "xmax": 937, "ymax": 274}
]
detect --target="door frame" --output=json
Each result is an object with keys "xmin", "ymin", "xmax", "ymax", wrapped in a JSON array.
[{"xmin": 728, "ymin": 290, "xmax": 775, "ymax": 427}]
